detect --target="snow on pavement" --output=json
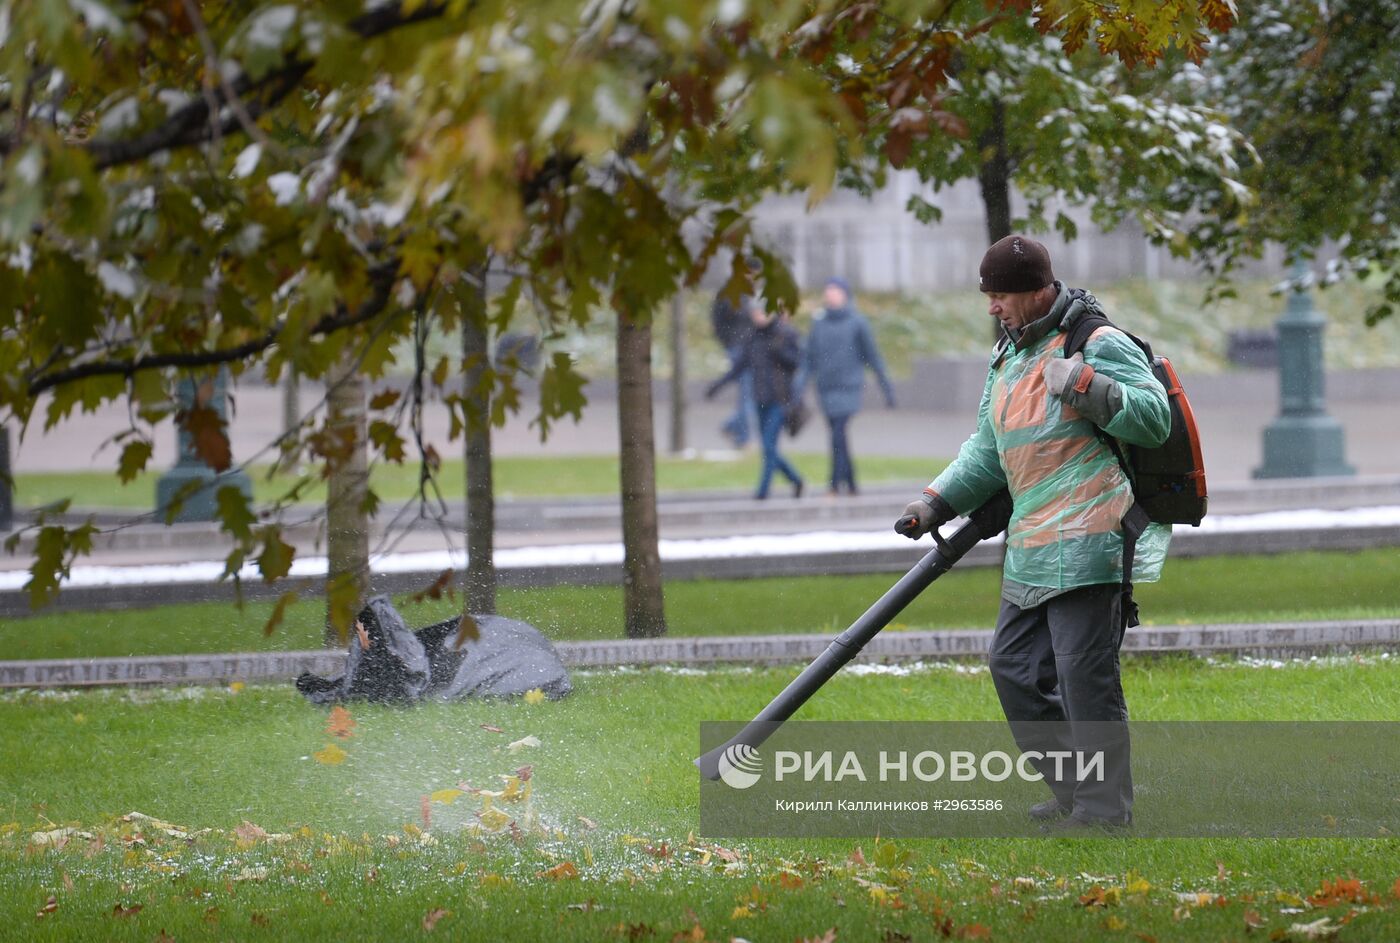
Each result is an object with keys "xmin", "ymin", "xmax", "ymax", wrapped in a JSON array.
[{"xmin": 3, "ymin": 505, "xmax": 1399, "ymax": 592}]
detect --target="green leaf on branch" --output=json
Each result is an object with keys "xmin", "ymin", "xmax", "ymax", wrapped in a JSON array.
[
  {"xmin": 368, "ymin": 389, "xmax": 402, "ymax": 410},
  {"xmin": 27, "ymin": 526, "xmax": 68, "ymax": 609},
  {"xmin": 117, "ymin": 440, "xmax": 153, "ymax": 484},
  {"xmin": 256, "ymin": 529, "xmax": 296, "ymax": 582},
  {"xmin": 216, "ymin": 486, "xmax": 258, "ymax": 543},
  {"xmin": 533, "ymin": 353, "xmax": 587, "ymax": 440},
  {"xmin": 369, "ymin": 420, "xmax": 406, "ymax": 463},
  {"xmin": 264, "ymin": 591, "xmax": 299, "ymax": 637}
]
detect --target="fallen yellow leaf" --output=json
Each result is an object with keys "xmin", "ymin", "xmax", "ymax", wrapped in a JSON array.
[
  {"xmin": 313, "ymin": 743, "xmax": 348, "ymax": 766},
  {"xmin": 477, "ymin": 808, "xmax": 510, "ymax": 831},
  {"xmin": 431, "ymin": 789, "xmax": 465, "ymax": 805},
  {"xmin": 229, "ymin": 682, "xmax": 245, "ymax": 694},
  {"xmin": 507, "ymin": 735, "xmax": 541, "ymax": 753},
  {"xmin": 523, "ymin": 688, "xmax": 546, "ymax": 705},
  {"xmin": 539, "ymin": 861, "xmax": 579, "ymax": 881}
]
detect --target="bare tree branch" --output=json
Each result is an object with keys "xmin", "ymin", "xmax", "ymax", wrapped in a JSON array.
[{"xmin": 181, "ymin": 0, "xmax": 275, "ymax": 153}]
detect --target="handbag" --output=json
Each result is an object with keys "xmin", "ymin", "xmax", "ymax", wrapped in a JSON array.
[{"xmin": 783, "ymin": 397, "xmax": 810, "ymax": 437}]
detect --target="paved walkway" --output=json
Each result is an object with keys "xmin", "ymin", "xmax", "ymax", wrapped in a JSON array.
[{"xmin": 11, "ymin": 378, "xmax": 1400, "ymax": 483}]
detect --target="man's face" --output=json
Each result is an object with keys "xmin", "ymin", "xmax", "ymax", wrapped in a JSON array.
[
  {"xmin": 985, "ymin": 287, "xmax": 1051, "ymax": 332},
  {"xmin": 822, "ymin": 285, "xmax": 848, "ymax": 310}
]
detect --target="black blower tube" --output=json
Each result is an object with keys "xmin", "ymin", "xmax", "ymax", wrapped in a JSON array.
[{"xmin": 695, "ymin": 490, "xmax": 1013, "ymax": 780}]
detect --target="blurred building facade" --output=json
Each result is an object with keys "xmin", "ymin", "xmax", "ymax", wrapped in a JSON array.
[{"xmin": 747, "ymin": 172, "xmax": 1284, "ymax": 293}]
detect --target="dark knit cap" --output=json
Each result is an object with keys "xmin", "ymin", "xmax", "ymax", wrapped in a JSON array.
[
  {"xmin": 979, "ymin": 235, "xmax": 1054, "ymax": 293},
  {"xmin": 824, "ymin": 275, "xmax": 852, "ymax": 297}
]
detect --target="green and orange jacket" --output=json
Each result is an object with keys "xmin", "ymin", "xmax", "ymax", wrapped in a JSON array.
[{"xmin": 929, "ymin": 285, "xmax": 1171, "ymax": 607}]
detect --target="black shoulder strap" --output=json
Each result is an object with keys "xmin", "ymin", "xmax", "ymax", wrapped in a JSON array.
[
  {"xmin": 1061, "ymin": 312, "xmax": 1152, "ymax": 635},
  {"xmin": 1063, "ymin": 312, "xmax": 1112, "ymax": 359},
  {"xmin": 991, "ymin": 332, "xmax": 1012, "ymax": 368},
  {"xmin": 1064, "ymin": 313, "xmax": 1154, "ymax": 363}
]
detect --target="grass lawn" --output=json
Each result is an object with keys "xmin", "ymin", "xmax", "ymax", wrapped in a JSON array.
[
  {"xmin": 2, "ymin": 548, "xmax": 1397, "ymax": 661},
  {"xmin": 11, "ymin": 453, "xmax": 946, "ymax": 511},
  {"xmin": 4, "ymin": 658, "xmax": 1400, "ymax": 940}
]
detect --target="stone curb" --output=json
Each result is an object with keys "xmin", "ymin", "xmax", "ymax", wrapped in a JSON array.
[{"xmin": 2, "ymin": 619, "xmax": 1396, "ymax": 689}]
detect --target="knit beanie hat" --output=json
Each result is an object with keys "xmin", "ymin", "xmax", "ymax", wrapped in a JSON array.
[
  {"xmin": 824, "ymin": 276, "xmax": 852, "ymax": 299},
  {"xmin": 979, "ymin": 235, "xmax": 1054, "ymax": 293}
]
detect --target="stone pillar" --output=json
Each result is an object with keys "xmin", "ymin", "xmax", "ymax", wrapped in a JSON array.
[
  {"xmin": 155, "ymin": 369, "xmax": 253, "ymax": 521},
  {"xmin": 1253, "ymin": 260, "xmax": 1355, "ymax": 480}
]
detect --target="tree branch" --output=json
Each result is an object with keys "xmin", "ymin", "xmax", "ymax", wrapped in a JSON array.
[
  {"xmin": 25, "ymin": 262, "xmax": 399, "ymax": 397},
  {"xmin": 7, "ymin": 1, "xmax": 457, "ymax": 169}
]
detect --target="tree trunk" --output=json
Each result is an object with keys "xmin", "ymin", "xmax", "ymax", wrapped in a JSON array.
[
  {"xmin": 668, "ymin": 292, "xmax": 686, "ymax": 454},
  {"xmin": 978, "ymin": 96, "xmax": 1013, "ymax": 341},
  {"xmin": 460, "ymin": 275, "xmax": 497, "ymax": 615},
  {"xmin": 282, "ymin": 367, "xmax": 300, "ymax": 440},
  {"xmin": 977, "ymin": 97, "xmax": 1013, "ymax": 246},
  {"xmin": 616, "ymin": 305, "xmax": 667, "ymax": 638},
  {"xmin": 325, "ymin": 350, "xmax": 370, "ymax": 646}
]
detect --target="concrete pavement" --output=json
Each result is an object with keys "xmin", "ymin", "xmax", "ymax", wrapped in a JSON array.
[{"xmin": 10, "ymin": 371, "xmax": 1400, "ymax": 483}]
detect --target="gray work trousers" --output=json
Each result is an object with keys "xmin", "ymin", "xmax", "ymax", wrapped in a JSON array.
[{"xmin": 989, "ymin": 582, "xmax": 1132, "ymax": 823}]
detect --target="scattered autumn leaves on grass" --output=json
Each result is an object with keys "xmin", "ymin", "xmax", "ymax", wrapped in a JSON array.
[{"xmin": 1309, "ymin": 877, "xmax": 1380, "ymax": 907}]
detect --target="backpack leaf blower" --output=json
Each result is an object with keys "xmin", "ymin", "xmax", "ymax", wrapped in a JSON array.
[{"xmin": 695, "ymin": 489, "xmax": 1014, "ymax": 780}]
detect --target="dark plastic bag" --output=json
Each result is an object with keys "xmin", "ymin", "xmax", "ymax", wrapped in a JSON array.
[{"xmin": 296, "ymin": 595, "xmax": 571, "ymax": 705}]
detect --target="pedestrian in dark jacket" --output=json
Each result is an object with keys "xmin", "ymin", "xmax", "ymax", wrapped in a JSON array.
[
  {"xmin": 706, "ymin": 298, "xmax": 805, "ymax": 500},
  {"xmin": 711, "ymin": 294, "xmax": 756, "ymax": 447},
  {"xmin": 803, "ymin": 277, "xmax": 896, "ymax": 495}
]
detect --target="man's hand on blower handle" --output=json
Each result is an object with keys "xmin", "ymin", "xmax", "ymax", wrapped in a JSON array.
[{"xmin": 896, "ymin": 490, "xmax": 957, "ymax": 539}]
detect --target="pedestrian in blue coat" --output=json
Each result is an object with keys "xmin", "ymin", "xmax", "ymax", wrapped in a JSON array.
[
  {"xmin": 706, "ymin": 298, "xmax": 805, "ymax": 500},
  {"xmin": 803, "ymin": 277, "xmax": 896, "ymax": 495}
]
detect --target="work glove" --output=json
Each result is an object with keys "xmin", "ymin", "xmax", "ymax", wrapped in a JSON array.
[
  {"xmin": 1045, "ymin": 352, "xmax": 1125, "ymax": 427},
  {"xmin": 895, "ymin": 491, "xmax": 956, "ymax": 539},
  {"xmin": 1043, "ymin": 351, "xmax": 1087, "ymax": 397}
]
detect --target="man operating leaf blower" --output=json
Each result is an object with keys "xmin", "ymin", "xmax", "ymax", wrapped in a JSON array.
[{"xmin": 895, "ymin": 235, "xmax": 1172, "ymax": 831}]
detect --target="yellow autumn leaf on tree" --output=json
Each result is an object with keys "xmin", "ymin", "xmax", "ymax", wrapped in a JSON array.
[
  {"xmin": 523, "ymin": 688, "xmax": 546, "ymax": 705},
  {"xmin": 431, "ymin": 789, "xmax": 465, "ymax": 805},
  {"xmin": 313, "ymin": 743, "xmax": 348, "ymax": 765}
]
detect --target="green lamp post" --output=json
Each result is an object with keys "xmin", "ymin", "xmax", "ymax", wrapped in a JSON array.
[
  {"xmin": 155, "ymin": 369, "xmax": 253, "ymax": 521},
  {"xmin": 1253, "ymin": 259, "xmax": 1355, "ymax": 480}
]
